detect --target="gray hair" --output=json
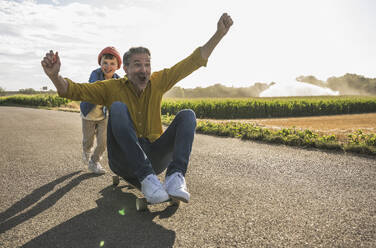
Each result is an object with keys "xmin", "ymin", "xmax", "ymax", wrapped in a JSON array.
[{"xmin": 123, "ymin": 47, "xmax": 151, "ymax": 66}]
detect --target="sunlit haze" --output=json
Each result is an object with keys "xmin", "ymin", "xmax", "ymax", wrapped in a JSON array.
[{"xmin": 1, "ymin": 0, "xmax": 375, "ymax": 96}]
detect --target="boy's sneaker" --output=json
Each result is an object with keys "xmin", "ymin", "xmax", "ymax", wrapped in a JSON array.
[
  {"xmin": 88, "ymin": 160, "xmax": 106, "ymax": 174},
  {"xmin": 164, "ymin": 172, "xmax": 190, "ymax": 203},
  {"xmin": 82, "ymin": 151, "xmax": 91, "ymax": 163},
  {"xmin": 141, "ymin": 174, "xmax": 169, "ymax": 204}
]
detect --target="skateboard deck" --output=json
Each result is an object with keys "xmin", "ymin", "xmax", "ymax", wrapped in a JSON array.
[{"xmin": 112, "ymin": 175, "xmax": 180, "ymax": 211}]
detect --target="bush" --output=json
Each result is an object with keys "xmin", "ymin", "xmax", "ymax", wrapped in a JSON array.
[
  {"xmin": 0, "ymin": 94, "xmax": 70, "ymax": 107},
  {"xmin": 0, "ymin": 87, "xmax": 5, "ymax": 96}
]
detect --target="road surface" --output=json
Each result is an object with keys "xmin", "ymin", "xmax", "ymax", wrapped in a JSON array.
[{"xmin": 0, "ymin": 106, "xmax": 375, "ymax": 247}]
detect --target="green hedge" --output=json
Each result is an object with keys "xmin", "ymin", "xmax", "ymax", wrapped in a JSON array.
[
  {"xmin": 162, "ymin": 96, "xmax": 376, "ymax": 119},
  {"xmin": 0, "ymin": 94, "xmax": 70, "ymax": 107}
]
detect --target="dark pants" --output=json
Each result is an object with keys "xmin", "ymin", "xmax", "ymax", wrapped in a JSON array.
[{"xmin": 107, "ymin": 102, "xmax": 196, "ymax": 189}]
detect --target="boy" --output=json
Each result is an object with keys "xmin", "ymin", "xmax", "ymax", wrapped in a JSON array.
[{"xmin": 80, "ymin": 46, "xmax": 122, "ymax": 174}]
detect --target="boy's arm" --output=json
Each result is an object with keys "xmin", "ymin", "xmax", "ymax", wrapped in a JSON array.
[
  {"xmin": 152, "ymin": 13, "xmax": 233, "ymax": 93},
  {"xmin": 88, "ymin": 69, "xmax": 101, "ymax": 83},
  {"xmin": 80, "ymin": 70, "xmax": 100, "ymax": 114}
]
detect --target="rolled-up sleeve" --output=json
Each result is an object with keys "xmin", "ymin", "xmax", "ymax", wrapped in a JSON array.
[{"xmin": 60, "ymin": 78, "xmax": 108, "ymax": 105}]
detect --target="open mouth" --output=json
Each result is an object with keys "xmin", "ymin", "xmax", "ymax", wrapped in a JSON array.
[{"xmin": 138, "ymin": 74, "xmax": 147, "ymax": 82}]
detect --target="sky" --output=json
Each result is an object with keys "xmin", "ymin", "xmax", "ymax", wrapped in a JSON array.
[{"xmin": 0, "ymin": 0, "xmax": 376, "ymax": 96}]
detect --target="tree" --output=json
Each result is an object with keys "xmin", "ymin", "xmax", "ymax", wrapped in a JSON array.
[
  {"xmin": 0, "ymin": 86, "xmax": 5, "ymax": 96},
  {"xmin": 297, "ymin": 74, "xmax": 376, "ymax": 95},
  {"xmin": 164, "ymin": 82, "xmax": 274, "ymax": 98},
  {"xmin": 19, "ymin": 88, "xmax": 37, "ymax": 94},
  {"xmin": 296, "ymin": 75, "xmax": 326, "ymax": 88},
  {"xmin": 165, "ymin": 86, "xmax": 185, "ymax": 98}
]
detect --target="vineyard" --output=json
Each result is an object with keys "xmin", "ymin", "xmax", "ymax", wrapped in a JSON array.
[{"xmin": 162, "ymin": 96, "xmax": 376, "ymax": 119}]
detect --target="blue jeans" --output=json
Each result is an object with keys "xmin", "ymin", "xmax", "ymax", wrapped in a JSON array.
[{"xmin": 107, "ymin": 102, "xmax": 196, "ymax": 189}]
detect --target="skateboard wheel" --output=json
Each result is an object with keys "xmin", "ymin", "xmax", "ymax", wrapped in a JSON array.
[
  {"xmin": 136, "ymin": 198, "xmax": 148, "ymax": 211},
  {"xmin": 170, "ymin": 199, "xmax": 180, "ymax": 207},
  {"xmin": 112, "ymin": 176, "xmax": 120, "ymax": 186}
]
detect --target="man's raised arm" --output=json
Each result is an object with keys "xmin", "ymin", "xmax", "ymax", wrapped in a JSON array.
[
  {"xmin": 200, "ymin": 13, "xmax": 233, "ymax": 60},
  {"xmin": 41, "ymin": 50, "xmax": 68, "ymax": 96}
]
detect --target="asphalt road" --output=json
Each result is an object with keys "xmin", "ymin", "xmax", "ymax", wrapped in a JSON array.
[{"xmin": 0, "ymin": 106, "xmax": 375, "ymax": 248}]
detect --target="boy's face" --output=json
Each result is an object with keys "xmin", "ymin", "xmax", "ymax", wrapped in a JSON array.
[
  {"xmin": 100, "ymin": 57, "xmax": 118, "ymax": 79},
  {"xmin": 124, "ymin": 53, "xmax": 151, "ymax": 92}
]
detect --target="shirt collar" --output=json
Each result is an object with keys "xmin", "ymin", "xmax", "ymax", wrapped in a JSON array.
[{"xmin": 125, "ymin": 78, "xmax": 151, "ymax": 97}]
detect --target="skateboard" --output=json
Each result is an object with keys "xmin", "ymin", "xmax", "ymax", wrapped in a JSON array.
[{"xmin": 112, "ymin": 175, "xmax": 180, "ymax": 211}]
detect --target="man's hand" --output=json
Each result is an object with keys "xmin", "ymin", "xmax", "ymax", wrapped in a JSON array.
[
  {"xmin": 40, "ymin": 50, "xmax": 68, "ymax": 95},
  {"xmin": 41, "ymin": 50, "xmax": 61, "ymax": 80},
  {"xmin": 200, "ymin": 13, "xmax": 234, "ymax": 60},
  {"xmin": 217, "ymin": 13, "xmax": 233, "ymax": 37}
]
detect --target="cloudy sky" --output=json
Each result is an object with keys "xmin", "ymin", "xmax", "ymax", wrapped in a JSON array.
[{"xmin": 1, "ymin": 0, "xmax": 375, "ymax": 96}]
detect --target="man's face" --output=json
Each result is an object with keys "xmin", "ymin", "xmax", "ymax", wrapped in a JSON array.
[
  {"xmin": 100, "ymin": 57, "xmax": 118, "ymax": 79},
  {"xmin": 124, "ymin": 53, "xmax": 151, "ymax": 92}
]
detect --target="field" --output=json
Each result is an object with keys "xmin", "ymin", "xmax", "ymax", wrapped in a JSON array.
[{"xmin": 202, "ymin": 113, "xmax": 376, "ymax": 142}]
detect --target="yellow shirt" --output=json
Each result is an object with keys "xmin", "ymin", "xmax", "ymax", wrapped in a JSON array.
[{"xmin": 60, "ymin": 47, "xmax": 207, "ymax": 142}]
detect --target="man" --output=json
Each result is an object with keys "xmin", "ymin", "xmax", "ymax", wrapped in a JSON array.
[{"xmin": 41, "ymin": 13, "xmax": 233, "ymax": 204}]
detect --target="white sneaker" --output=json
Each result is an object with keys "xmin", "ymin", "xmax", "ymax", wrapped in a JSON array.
[
  {"xmin": 164, "ymin": 172, "xmax": 190, "ymax": 203},
  {"xmin": 88, "ymin": 160, "xmax": 106, "ymax": 174},
  {"xmin": 141, "ymin": 174, "xmax": 169, "ymax": 204},
  {"xmin": 82, "ymin": 151, "xmax": 91, "ymax": 163}
]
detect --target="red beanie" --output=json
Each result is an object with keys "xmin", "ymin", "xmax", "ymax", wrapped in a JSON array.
[{"xmin": 98, "ymin": 46, "xmax": 122, "ymax": 69}]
